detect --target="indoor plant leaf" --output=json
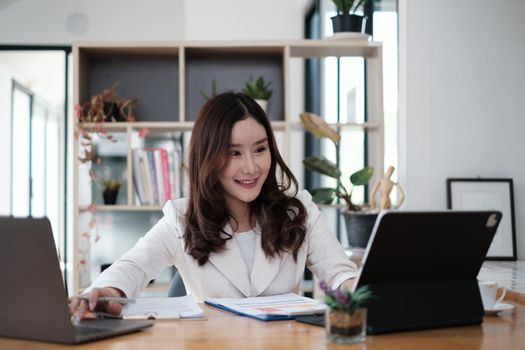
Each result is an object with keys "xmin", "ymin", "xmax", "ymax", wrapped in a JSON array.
[
  {"xmin": 300, "ymin": 112, "xmax": 341, "ymax": 144},
  {"xmin": 349, "ymin": 166, "xmax": 374, "ymax": 186},
  {"xmin": 303, "ymin": 156, "xmax": 342, "ymax": 179},
  {"xmin": 311, "ymin": 188, "xmax": 337, "ymax": 204}
]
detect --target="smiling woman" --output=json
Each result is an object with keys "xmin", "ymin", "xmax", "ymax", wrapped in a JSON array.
[{"xmin": 70, "ymin": 92, "xmax": 358, "ymax": 319}]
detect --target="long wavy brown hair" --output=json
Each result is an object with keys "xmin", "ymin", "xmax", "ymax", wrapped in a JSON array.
[{"xmin": 184, "ymin": 92, "xmax": 307, "ymax": 266}]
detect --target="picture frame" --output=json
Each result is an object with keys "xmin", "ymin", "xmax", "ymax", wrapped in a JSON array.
[{"xmin": 447, "ymin": 178, "xmax": 517, "ymax": 260}]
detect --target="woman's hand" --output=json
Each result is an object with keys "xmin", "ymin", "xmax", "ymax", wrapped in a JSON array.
[
  {"xmin": 68, "ymin": 287, "xmax": 125, "ymax": 320},
  {"xmin": 340, "ymin": 278, "xmax": 355, "ymax": 291}
]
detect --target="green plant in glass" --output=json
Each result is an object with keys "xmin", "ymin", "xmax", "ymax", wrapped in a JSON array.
[
  {"xmin": 243, "ymin": 76, "xmax": 273, "ymax": 101},
  {"xmin": 320, "ymin": 281, "xmax": 373, "ymax": 313},
  {"xmin": 301, "ymin": 112, "xmax": 373, "ymax": 211}
]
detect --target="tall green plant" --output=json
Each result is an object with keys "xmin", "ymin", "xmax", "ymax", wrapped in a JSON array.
[{"xmin": 301, "ymin": 112, "xmax": 374, "ymax": 211}]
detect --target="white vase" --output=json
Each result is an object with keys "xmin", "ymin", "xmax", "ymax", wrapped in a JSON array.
[{"xmin": 254, "ymin": 99, "xmax": 269, "ymax": 113}]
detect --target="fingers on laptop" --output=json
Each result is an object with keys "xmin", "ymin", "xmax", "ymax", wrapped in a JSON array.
[{"xmin": 68, "ymin": 288, "xmax": 124, "ymax": 319}]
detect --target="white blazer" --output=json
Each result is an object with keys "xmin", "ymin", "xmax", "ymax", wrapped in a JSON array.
[{"xmin": 89, "ymin": 190, "xmax": 357, "ymax": 301}]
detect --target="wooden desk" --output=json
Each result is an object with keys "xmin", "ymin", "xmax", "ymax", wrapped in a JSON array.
[{"xmin": 1, "ymin": 303, "xmax": 524, "ymax": 350}]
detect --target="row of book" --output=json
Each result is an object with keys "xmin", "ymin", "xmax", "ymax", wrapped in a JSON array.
[{"xmin": 132, "ymin": 145, "xmax": 183, "ymax": 205}]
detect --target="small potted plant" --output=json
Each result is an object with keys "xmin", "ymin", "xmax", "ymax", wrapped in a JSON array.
[
  {"xmin": 301, "ymin": 112, "xmax": 376, "ymax": 248},
  {"xmin": 320, "ymin": 281, "xmax": 373, "ymax": 344},
  {"xmin": 243, "ymin": 76, "xmax": 272, "ymax": 113},
  {"xmin": 102, "ymin": 179, "xmax": 121, "ymax": 205},
  {"xmin": 331, "ymin": 0, "xmax": 368, "ymax": 34},
  {"xmin": 199, "ymin": 78, "xmax": 218, "ymax": 101},
  {"xmin": 77, "ymin": 84, "xmax": 138, "ymax": 123}
]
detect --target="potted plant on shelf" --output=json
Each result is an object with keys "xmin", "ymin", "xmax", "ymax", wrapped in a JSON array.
[
  {"xmin": 243, "ymin": 76, "xmax": 272, "ymax": 113},
  {"xmin": 199, "ymin": 78, "xmax": 218, "ymax": 101},
  {"xmin": 301, "ymin": 112, "xmax": 375, "ymax": 248},
  {"xmin": 331, "ymin": 0, "xmax": 368, "ymax": 34},
  {"xmin": 320, "ymin": 281, "xmax": 373, "ymax": 344},
  {"xmin": 77, "ymin": 84, "xmax": 138, "ymax": 123},
  {"xmin": 102, "ymin": 179, "xmax": 121, "ymax": 205}
]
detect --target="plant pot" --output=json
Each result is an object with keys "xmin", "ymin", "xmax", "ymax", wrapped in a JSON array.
[
  {"xmin": 331, "ymin": 14, "xmax": 366, "ymax": 33},
  {"xmin": 103, "ymin": 102, "xmax": 126, "ymax": 122},
  {"xmin": 343, "ymin": 211, "xmax": 378, "ymax": 248},
  {"xmin": 102, "ymin": 189, "xmax": 119, "ymax": 205},
  {"xmin": 326, "ymin": 308, "xmax": 367, "ymax": 344},
  {"xmin": 254, "ymin": 99, "xmax": 269, "ymax": 113}
]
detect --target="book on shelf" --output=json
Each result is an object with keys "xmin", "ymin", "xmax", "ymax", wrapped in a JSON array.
[
  {"xmin": 160, "ymin": 149, "xmax": 171, "ymax": 203},
  {"xmin": 139, "ymin": 149, "xmax": 154, "ymax": 205},
  {"xmin": 204, "ymin": 293, "xmax": 326, "ymax": 321},
  {"xmin": 146, "ymin": 150, "xmax": 159, "ymax": 205},
  {"xmin": 132, "ymin": 146, "xmax": 184, "ymax": 206},
  {"xmin": 132, "ymin": 149, "xmax": 147, "ymax": 205}
]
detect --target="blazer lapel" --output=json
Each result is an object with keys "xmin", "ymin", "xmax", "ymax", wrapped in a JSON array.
[
  {"xmin": 250, "ymin": 225, "xmax": 283, "ymax": 296},
  {"xmin": 208, "ymin": 224, "xmax": 252, "ymax": 297}
]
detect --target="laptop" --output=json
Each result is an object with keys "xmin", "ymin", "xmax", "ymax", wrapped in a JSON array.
[
  {"xmin": 353, "ymin": 210, "xmax": 502, "ymax": 334},
  {"xmin": 0, "ymin": 216, "xmax": 153, "ymax": 344}
]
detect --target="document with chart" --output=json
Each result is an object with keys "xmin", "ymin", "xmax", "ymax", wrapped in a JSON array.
[{"xmin": 204, "ymin": 293, "xmax": 326, "ymax": 321}]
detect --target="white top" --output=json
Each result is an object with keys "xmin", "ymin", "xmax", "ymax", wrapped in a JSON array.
[
  {"xmin": 234, "ymin": 229, "xmax": 257, "ymax": 275},
  {"xmin": 87, "ymin": 190, "xmax": 357, "ymax": 301}
]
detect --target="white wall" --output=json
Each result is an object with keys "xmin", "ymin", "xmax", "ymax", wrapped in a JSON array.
[
  {"xmin": 183, "ymin": 0, "xmax": 308, "ymax": 40},
  {"xmin": 0, "ymin": 0, "xmax": 309, "ymax": 43},
  {"xmin": 399, "ymin": 0, "xmax": 525, "ymax": 258},
  {"xmin": 0, "ymin": 0, "xmax": 184, "ymax": 43}
]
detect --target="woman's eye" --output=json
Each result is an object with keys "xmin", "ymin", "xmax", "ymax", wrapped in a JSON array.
[
  {"xmin": 255, "ymin": 147, "xmax": 267, "ymax": 154},
  {"xmin": 229, "ymin": 150, "xmax": 241, "ymax": 156}
]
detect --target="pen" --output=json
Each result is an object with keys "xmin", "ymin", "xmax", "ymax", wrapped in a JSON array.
[{"xmin": 77, "ymin": 296, "xmax": 135, "ymax": 304}]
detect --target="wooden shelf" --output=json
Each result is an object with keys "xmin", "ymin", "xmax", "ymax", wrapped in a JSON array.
[
  {"xmin": 72, "ymin": 39, "xmax": 384, "ymax": 295},
  {"xmin": 79, "ymin": 204, "xmax": 163, "ymax": 212}
]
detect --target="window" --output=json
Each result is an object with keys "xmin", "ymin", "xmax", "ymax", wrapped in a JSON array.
[
  {"xmin": 10, "ymin": 82, "xmax": 32, "ymax": 216},
  {"xmin": 304, "ymin": 0, "xmax": 398, "ymax": 244},
  {"xmin": 1, "ymin": 47, "xmax": 70, "ymax": 279}
]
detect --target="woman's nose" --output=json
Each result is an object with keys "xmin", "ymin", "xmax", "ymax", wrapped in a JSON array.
[{"xmin": 241, "ymin": 154, "xmax": 257, "ymax": 174}]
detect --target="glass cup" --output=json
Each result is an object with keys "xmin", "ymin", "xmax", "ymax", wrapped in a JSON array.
[{"xmin": 326, "ymin": 308, "xmax": 367, "ymax": 344}]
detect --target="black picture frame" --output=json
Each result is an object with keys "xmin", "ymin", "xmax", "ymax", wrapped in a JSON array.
[{"xmin": 446, "ymin": 178, "xmax": 517, "ymax": 260}]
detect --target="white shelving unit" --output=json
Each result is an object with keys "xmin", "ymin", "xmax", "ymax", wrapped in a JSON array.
[{"xmin": 71, "ymin": 40, "xmax": 383, "ymax": 294}]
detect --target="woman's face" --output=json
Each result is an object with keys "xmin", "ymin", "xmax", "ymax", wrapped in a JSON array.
[{"xmin": 219, "ymin": 116, "xmax": 271, "ymax": 214}]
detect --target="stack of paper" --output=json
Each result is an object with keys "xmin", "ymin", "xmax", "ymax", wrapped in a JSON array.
[
  {"xmin": 204, "ymin": 293, "xmax": 326, "ymax": 321},
  {"xmin": 121, "ymin": 295, "xmax": 205, "ymax": 320}
]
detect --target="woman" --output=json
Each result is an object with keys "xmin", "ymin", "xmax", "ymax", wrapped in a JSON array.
[{"xmin": 70, "ymin": 92, "xmax": 357, "ymax": 318}]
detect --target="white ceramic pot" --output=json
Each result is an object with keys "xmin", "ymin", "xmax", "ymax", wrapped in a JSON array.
[{"xmin": 254, "ymin": 99, "xmax": 269, "ymax": 113}]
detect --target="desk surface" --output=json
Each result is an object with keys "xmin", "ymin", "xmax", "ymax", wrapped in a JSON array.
[{"xmin": 1, "ymin": 303, "xmax": 524, "ymax": 350}]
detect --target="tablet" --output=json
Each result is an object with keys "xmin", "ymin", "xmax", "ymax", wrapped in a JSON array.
[{"xmin": 353, "ymin": 210, "xmax": 501, "ymax": 334}]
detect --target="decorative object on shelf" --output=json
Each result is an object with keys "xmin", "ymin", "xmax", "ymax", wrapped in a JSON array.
[
  {"xmin": 447, "ymin": 178, "xmax": 517, "ymax": 260},
  {"xmin": 76, "ymin": 84, "xmax": 138, "ymax": 123},
  {"xmin": 320, "ymin": 281, "xmax": 372, "ymax": 344},
  {"xmin": 370, "ymin": 165, "xmax": 405, "ymax": 210},
  {"xmin": 199, "ymin": 78, "xmax": 218, "ymax": 101},
  {"xmin": 330, "ymin": 0, "xmax": 367, "ymax": 34},
  {"xmin": 301, "ymin": 112, "xmax": 377, "ymax": 248},
  {"xmin": 243, "ymin": 76, "xmax": 272, "ymax": 112},
  {"xmin": 102, "ymin": 179, "xmax": 121, "ymax": 205}
]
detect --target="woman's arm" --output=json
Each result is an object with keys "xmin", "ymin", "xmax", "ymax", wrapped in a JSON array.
[
  {"xmin": 300, "ymin": 191, "xmax": 358, "ymax": 289},
  {"xmin": 69, "ymin": 205, "xmax": 183, "ymax": 318}
]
